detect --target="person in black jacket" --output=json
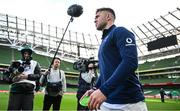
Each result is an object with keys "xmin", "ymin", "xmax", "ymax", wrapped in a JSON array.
[
  {"xmin": 76, "ymin": 63, "xmax": 98, "ymax": 111},
  {"xmin": 7, "ymin": 45, "xmax": 41, "ymax": 111},
  {"xmin": 159, "ymin": 88, "xmax": 166, "ymax": 102}
]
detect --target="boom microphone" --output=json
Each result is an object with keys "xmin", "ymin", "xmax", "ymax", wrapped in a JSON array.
[
  {"xmin": 67, "ymin": 4, "xmax": 83, "ymax": 17},
  {"xmin": 48, "ymin": 4, "xmax": 83, "ymax": 70}
]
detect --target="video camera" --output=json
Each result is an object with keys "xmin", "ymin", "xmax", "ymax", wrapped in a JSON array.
[
  {"xmin": 73, "ymin": 57, "xmax": 98, "ymax": 72},
  {"xmin": 8, "ymin": 60, "xmax": 30, "ymax": 82}
]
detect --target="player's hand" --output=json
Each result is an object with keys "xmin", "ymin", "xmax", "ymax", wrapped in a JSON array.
[
  {"xmin": 88, "ymin": 89, "xmax": 107, "ymax": 110},
  {"xmin": 80, "ymin": 89, "xmax": 95, "ymax": 101}
]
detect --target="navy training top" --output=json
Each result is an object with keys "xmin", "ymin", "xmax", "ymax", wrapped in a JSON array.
[{"xmin": 96, "ymin": 25, "xmax": 145, "ymax": 104}]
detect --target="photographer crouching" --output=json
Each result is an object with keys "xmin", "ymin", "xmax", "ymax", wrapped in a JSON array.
[
  {"xmin": 74, "ymin": 58, "xmax": 98, "ymax": 111},
  {"xmin": 6, "ymin": 45, "xmax": 41, "ymax": 111}
]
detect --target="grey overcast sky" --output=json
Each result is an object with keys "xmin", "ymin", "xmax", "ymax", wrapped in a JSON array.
[{"xmin": 0, "ymin": 0, "xmax": 179, "ymax": 35}]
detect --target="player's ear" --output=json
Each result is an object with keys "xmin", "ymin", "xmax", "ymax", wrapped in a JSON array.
[{"xmin": 106, "ymin": 13, "xmax": 111, "ymax": 21}]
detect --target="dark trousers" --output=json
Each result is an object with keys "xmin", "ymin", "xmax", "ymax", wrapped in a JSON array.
[
  {"xmin": 43, "ymin": 94, "xmax": 62, "ymax": 111},
  {"xmin": 7, "ymin": 93, "xmax": 34, "ymax": 111},
  {"xmin": 160, "ymin": 95, "xmax": 165, "ymax": 102},
  {"xmin": 161, "ymin": 97, "xmax": 165, "ymax": 102}
]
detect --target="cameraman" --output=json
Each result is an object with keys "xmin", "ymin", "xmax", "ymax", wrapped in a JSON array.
[
  {"xmin": 7, "ymin": 45, "xmax": 41, "ymax": 110},
  {"xmin": 39, "ymin": 57, "xmax": 66, "ymax": 111},
  {"xmin": 76, "ymin": 63, "xmax": 98, "ymax": 111}
]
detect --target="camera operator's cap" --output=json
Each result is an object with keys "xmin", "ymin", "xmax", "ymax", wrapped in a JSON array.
[{"xmin": 20, "ymin": 44, "xmax": 33, "ymax": 55}]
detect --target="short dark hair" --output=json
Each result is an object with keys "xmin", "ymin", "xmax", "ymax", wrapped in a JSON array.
[
  {"xmin": 96, "ymin": 7, "xmax": 116, "ymax": 19},
  {"xmin": 53, "ymin": 57, "xmax": 61, "ymax": 63}
]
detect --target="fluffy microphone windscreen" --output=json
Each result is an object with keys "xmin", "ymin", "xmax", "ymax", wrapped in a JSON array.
[{"xmin": 67, "ymin": 4, "xmax": 83, "ymax": 17}]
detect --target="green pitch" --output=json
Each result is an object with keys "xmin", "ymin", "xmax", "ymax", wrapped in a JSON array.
[
  {"xmin": 0, "ymin": 92, "xmax": 77, "ymax": 111},
  {"xmin": 0, "ymin": 92, "xmax": 180, "ymax": 111}
]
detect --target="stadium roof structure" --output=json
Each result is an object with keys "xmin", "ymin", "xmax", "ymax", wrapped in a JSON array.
[
  {"xmin": 131, "ymin": 7, "xmax": 180, "ymax": 62},
  {"xmin": 0, "ymin": 12, "xmax": 100, "ymax": 62},
  {"xmin": 0, "ymin": 7, "xmax": 179, "ymax": 62}
]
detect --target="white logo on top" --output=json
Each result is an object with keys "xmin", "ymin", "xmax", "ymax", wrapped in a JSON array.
[
  {"xmin": 125, "ymin": 38, "xmax": 135, "ymax": 46},
  {"xmin": 126, "ymin": 38, "xmax": 132, "ymax": 43}
]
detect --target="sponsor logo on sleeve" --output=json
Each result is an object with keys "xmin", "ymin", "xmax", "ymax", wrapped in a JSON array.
[{"xmin": 125, "ymin": 38, "xmax": 135, "ymax": 46}]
